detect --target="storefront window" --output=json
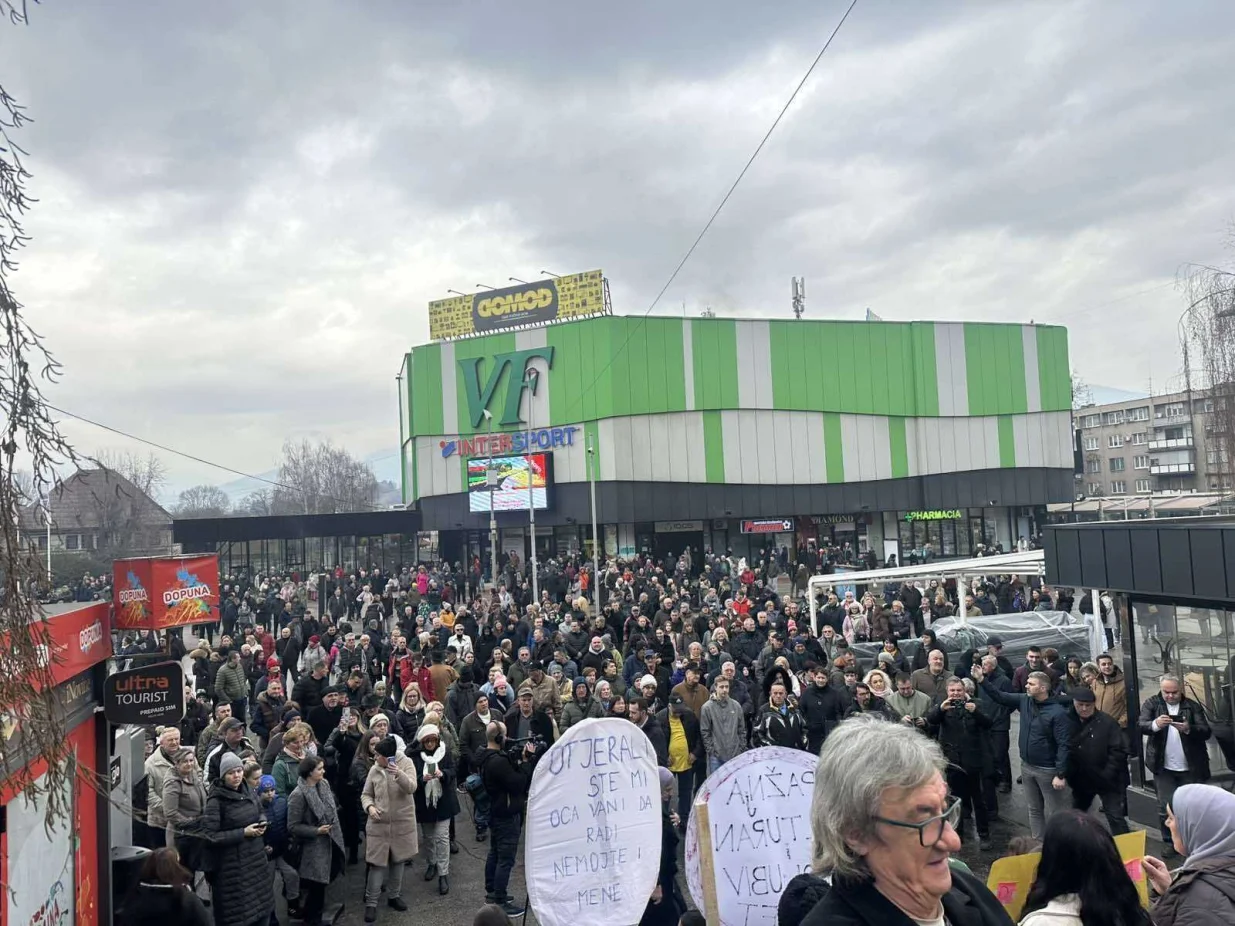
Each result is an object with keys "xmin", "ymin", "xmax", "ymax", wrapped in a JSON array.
[
  {"xmin": 1128, "ymin": 599, "xmax": 1235, "ymax": 785},
  {"xmin": 941, "ymin": 520, "xmax": 957, "ymax": 557},
  {"xmin": 341, "ymin": 535, "xmax": 356, "ymax": 571},
  {"xmin": 306, "ymin": 537, "xmax": 324, "ymax": 570}
]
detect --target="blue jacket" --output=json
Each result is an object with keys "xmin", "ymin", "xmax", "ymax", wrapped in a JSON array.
[
  {"xmin": 261, "ymin": 793, "xmax": 291, "ymax": 858},
  {"xmin": 980, "ymin": 682, "xmax": 1075, "ymax": 775}
]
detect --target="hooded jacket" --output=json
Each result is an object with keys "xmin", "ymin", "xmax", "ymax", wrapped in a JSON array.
[
  {"xmin": 561, "ymin": 679, "xmax": 605, "ymax": 731},
  {"xmin": 700, "ymin": 692, "xmax": 746, "ymax": 763}
]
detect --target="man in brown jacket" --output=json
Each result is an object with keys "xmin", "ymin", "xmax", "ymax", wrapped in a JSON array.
[
  {"xmin": 526, "ymin": 662, "xmax": 562, "ymax": 724},
  {"xmin": 1093, "ymin": 652, "xmax": 1129, "ymax": 743},
  {"xmin": 428, "ymin": 650, "xmax": 457, "ymax": 705},
  {"xmin": 670, "ymin": 662, "xmax": 709, "ymax": 720}
]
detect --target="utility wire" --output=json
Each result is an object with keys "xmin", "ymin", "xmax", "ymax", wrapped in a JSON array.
[
  {"xmin": 46, "ymin": 403, "xmax": 386, "ymax": 512},
  {"xmin": 567, "ymin": 0, "xmax": 860, "ymax": 405}
]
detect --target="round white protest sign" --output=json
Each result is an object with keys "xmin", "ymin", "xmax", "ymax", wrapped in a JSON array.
[
  {"xmin": 685, "ymin": 746, "xmax": 817, "ymax": 926},
  {"xmin": 524, "ymin": 717, "xmax": 663, "ymax": 926}
]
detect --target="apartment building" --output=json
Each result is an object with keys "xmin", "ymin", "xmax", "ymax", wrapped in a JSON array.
[{"xmin": 1074, "ymin": 388, "xmax": 1231, "ymax": 496}]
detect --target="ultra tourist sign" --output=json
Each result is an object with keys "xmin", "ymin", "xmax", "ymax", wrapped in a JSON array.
[{"xmin": 103, "ymin": 661, "xmax": 186, "ymax": 726}]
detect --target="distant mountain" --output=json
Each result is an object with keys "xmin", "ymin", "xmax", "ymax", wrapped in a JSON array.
[{"xmin": 213, "ymin": 449, "xmax": 401, "ymax": 506}]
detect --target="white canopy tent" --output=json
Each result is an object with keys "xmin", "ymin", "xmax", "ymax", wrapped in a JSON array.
[{"xmin": 806, "ymin": 549, "xmax": 1047, "ymax": 636}]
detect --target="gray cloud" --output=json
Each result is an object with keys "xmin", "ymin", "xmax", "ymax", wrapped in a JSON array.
[{"xmin": 5, "ymin": 0, "xmax": 1235, "ymax": 496}]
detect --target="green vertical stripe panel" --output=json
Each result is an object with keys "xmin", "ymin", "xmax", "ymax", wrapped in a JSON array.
[
  {"xmin": 1036, "ymin": 325, "xmax": 1070, "ymax": 411},
  {"xmin": 591, "ymin": 316, "xmax": 614, "ymax": 420},
  {"xmin": 998, "ymin": 415, "xmax": 1016, "ymax": 468},
  {"xmin": 965, "ymin": 323, "xmax": 1028, "ymax": 416},
  {"xmin": 643, "ymin": 319, "xmax": 668, "ymax": 414},
  {"xmin": 692, "ymin": 318, "xmax": 738, "ymax": 409},
  {"xmin": 888, "ymin": 417, "xmax": 909, "ymax": 478},
  {"xmin": 768, "ymin": 321, "xmax": 797, "ymax": 409},
  {"xmin": 584, "ymin": 419, "xmax": 601, "ymax": 480},
  {"xmin": 545, "ymin": 319, "xmax": 581, "ymax": 425},
  {"xmin": 626, "ymin": 319, "xmax": 651, "ymax": 414},
  {"xmin": 609, "ymin": 318, "xmax": 633, "ymax": 419},
  {"xmin": 804, "ymin": 322, "xmax": 826, "ymax": 409},
  {"xmin": 661, "ymin": 318, "xmax": 687, "ymax": 412},
  {"xmin": 868, "ymin": 324, "xmax": 890, "ymax": 416},
  {"xmin": 823, "ymin": 412, "xmax": 844, "ymax": 483},
  {"xmin": 453, "ymin": 331, "xmax": 517, "ymax": 435},
  {"xmin": 410, "ymin": 444, "xmax": 419, "ymax": 503},
  {"xmin": 702, "ymin": 411, "xmax": 725, "ymax": 483},
  {"xmin": 911, "ymin": 322, "xmax": 939, "ymax": 417},
  {"xmin": 411, "ymin": 342, "xmax": 443, "ymax": 436}
]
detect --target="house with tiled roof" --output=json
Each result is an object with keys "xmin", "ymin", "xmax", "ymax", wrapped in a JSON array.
[{"xmin": 18, "ymin": 468, "xmax": 173, "ymax": 556}]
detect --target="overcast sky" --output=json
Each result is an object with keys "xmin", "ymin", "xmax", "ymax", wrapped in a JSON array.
[{"xmin": 6, "ymin": 1, "xmax": 1235, "ymax": 499}]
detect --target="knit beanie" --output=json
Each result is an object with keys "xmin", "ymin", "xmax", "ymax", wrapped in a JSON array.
[{"xmin": 219, "ymin": 752, "xmax": 244, "ymax": 776}]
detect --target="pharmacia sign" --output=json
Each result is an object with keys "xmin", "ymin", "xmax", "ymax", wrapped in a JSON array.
[{"xmin": 103, "ymin": 662, "xmax": 186, "ymax": 725}]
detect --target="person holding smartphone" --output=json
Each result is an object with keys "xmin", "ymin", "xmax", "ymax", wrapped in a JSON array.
[
  {"xmin": 203, "ymin": 751, "xmax": 275, "ymax": 926},
  {"xmin": 1138, "ymin": 674, "xmax": 1212, "ymax": 857},
  {"xmin": 361, "ymin": 736, "xmax": 419, "ymax": 921}
]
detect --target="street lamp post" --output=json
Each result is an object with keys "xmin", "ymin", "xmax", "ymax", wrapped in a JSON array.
[
  {"xmin": 524, "ymin": 368, "xmax": 540, "ymax": 605},
  {"xmin": 588, "ymin": 433, "xmax": 600, "ymax": 610},
  {"xmin": 483, "ymin": 409, "xmax": 498, "ymax": 595}
]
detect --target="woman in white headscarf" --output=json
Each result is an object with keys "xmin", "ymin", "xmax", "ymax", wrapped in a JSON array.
[
  {"xmin": 409, "ymin": 724, "xmax": 460, "ymax": 895},
  {"xmin": 1143, "ymin": 783, "xmax": 1235, "ymax": 925}
]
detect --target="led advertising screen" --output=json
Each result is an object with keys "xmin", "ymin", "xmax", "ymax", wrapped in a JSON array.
[{"xmin": 468, "ymin": 454, "xmax": 550, "ymax": 512}]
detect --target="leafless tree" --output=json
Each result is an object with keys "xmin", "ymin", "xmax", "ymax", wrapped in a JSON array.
[
  {"xmin": 1182, "ymin": 256, "xmax": 1235, "ymax": 487},
  {"xmin": 272, "ymin": 439, "xmax": 378, "ymax": 514},
  {"xmin": 237, "ymin": 488, "xmax": 274, "ymax": 517},
  {"xmin": 81, "ymin": 450, "xmax": 170, "ymax": 554},
  {"xmin": 173, "ymin": 484, "xmax": 230, "ymax": 519},
  {"xmin": 0, "ymin": 0, "xmax": 85, "ymax": 830},
  {"xmin": 1071, "ymin": 370, "xmax": 1094, "ymax": 409}
]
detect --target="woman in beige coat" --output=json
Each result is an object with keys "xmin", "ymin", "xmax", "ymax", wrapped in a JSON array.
[
  {"xmin": 161, "ymin": 748, "xmax": 208, "ymax": 877},
  {"xmin": 360, "ymin": 736, "xmax": 418, "ymax": 922}
]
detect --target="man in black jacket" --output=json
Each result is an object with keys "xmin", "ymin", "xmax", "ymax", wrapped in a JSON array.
[
  {"xmin": 1137, "ymin": 674, "xmax": 1211, "ymax": 852},
  {"xmin": 1067, "ymin": 687, "xmax": 1129, "ymax": 835},
  {"xmin": 630, "ymin": 697, "xmax": 668, "ymax": 766},
  {"xmin": 927, "ymin": 678, "xmax": 993, "ymax": 848},
  {"xmin": 799, "ymin": 665, "xmax": 849, "ymax": 755},
  {"xmin": 291, "ymin": 661, "xmax": 328, "ymax": 714},
  {"xmin": 479, "ymin": 721, "xmax": 540, "ymax": 917}
]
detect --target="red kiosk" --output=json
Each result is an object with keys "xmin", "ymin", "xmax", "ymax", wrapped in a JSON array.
[
  {"xmin": 113, "ymin": 554, "xmax": 220, "ymax": 632},
  {"xmin": 0, "ymin": 601, "xmax": 112, "ymax": 926}
]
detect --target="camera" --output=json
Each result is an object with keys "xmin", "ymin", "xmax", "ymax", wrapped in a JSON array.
[{"xmin": 505, "ymin": 734, "xmax": 546, "ymax": 758}]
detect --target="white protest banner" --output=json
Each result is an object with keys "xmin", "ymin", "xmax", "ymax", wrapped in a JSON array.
[
  {"xmin": 685, "ymin": 746, "xmax": 817, "ymax": 926},
  {"xmin": 524, "ymin": 716, "xmax": 662, "ymax": 926}
]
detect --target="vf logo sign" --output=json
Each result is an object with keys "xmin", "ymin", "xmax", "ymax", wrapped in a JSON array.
[{"xmin": 459, "ymin": 346, "xmax": 555, "ymax": 428}]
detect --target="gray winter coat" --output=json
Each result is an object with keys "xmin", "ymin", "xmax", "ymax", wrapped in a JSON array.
[
  {"xmin": 700, "ymin": 695, "xmax": 746, "ymax": 763},
  {"xmin": 287, "ymin": 778, "xmax": 346, "ymax": 885},
  {"xmin": 1152, "ymin": 856, "xmax": 1235, "ymax": 926}
]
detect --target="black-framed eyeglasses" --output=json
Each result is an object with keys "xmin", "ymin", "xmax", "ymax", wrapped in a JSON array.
[{"xmin": 872, "ymin": 796, "xmax": 962, "ymax": 847}]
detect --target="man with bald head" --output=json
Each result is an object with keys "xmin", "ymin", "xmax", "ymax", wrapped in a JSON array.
[{"xmin": 478, "ymin": 720, "xmax": 540, "ymax": 917}]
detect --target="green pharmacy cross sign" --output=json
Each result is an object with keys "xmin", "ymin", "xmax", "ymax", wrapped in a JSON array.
[{"xmin": 458, "ymin": 346, "xmax": 555, "ymax": 428}]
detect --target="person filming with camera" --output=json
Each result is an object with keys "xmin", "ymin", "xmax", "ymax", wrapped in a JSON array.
[{"xmin": 478, "ymin": 714, "xmax": 544, "ymax": 918}]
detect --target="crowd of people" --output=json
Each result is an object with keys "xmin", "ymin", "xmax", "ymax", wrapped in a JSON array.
[{"xmin": 117, "ymin": 547, "xmax": 1231, "ymax": 926}]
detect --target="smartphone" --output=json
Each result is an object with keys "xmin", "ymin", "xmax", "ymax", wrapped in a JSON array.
[{"xmin": 341, "ymin": 707, "xmax": 353, "ymax": 725}]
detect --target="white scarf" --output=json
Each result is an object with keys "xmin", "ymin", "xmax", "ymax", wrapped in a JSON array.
[{"xmin": 422, "ymin": 742, "xmax": 447, "ymax": 807}]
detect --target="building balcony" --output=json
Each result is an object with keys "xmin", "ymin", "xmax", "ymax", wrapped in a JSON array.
[
  {"xmin": 1151, "ymin": 462, "xmax": 1197, "ymax": 475},
  {"xmin": 1148, "ymin": 436, "xmax": 1194, "ymax": 451}
]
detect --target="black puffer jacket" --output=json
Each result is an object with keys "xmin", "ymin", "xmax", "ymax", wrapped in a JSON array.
[
  {"xmin": 801, "ymin": 867, "xmax": 1013, "ymax": 926},
  {"xmin": 203, "ymin": 783, "xmax": 275, "ymax": 926},
  {"xmin": 117, "ymin": 882, "xmax": 211, "ymax": 926}
]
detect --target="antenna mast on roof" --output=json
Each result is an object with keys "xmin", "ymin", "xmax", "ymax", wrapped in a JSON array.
[{"xmin": 792, "ymin": 277, "xmax": 805, "ymax": 319}]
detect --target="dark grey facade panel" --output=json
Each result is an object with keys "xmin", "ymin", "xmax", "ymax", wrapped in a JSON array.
[
  {"xmin": 1044, "ymin": 519, "xmax": 1235, "ymax": 603},
  {"xmin": 415, "ymin": 467, "xmax": 1073, "ymax": 532},
  {"xmin": 173, "ymin": 509, "xmax": 422, "ymax": 545}
]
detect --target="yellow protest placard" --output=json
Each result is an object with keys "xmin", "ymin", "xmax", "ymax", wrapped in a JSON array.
[{"xmin": 986, "ymin": 830, "xmax": 1147, "ymax": 920}]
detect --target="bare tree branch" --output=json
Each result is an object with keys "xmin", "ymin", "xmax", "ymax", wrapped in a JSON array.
[{"xmin": 0, "ymin": 0, "xmax": 86, "ymax": 831}]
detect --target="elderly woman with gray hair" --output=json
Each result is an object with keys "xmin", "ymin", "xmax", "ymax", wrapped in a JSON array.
[{"xmin": 796, "ymin": 715, "xmax": 1013, "ymax": 926}]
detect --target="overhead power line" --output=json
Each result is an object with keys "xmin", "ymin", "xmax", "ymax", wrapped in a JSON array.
[
  {"xmin": 46, "ymin": 404, "xmax": 385, "ymax": 512},
  {"xmin": 572, "ymin": 0, "xmax": 860, "ymax": 404}
]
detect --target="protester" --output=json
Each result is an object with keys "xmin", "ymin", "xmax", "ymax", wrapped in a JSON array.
[
  {"xmin": 1143, "ymin": 783, "xmax": 1235, "ymax": 925},
  {"xmin": 116, "ymin": 846, "xmax": 211, "ymax": 926},
  {"xmin": 800, "ymin": 715, "xmax": 1013, "ymax": 925},
  {"xmin": 144, "ymin": 726, "xmax": 183, "ymax": 844},
  {"xmin": 1018, "ymin": 810, "xmax": 1149, "ymax": 926},
  {"xmin": 287, "ymin": 754, "xmax": 346, "ymax": 924},
  {"xmin": 162, "ymin": 748, "xmax": 208, "ymax": 876},
  {"xmin": 800, "ymin": 664, "xmax": 850, "ymax": 754},
  {"xmin": 410, "ymin": 723, "xmax": 459, "ymax": 895},
  {"xmin": 255, "ymin": 774, "xmax": 300, "ymax": 919},
  {"xmin": 640, "ymin": 766, "xmax": 682, "ymax": 926},
  {"xmin": 700, "ymin": 676, "xmax": 746, "ymax": 774},
  {"xmin": 1066, "ymin": 687, "xmax": 1129, "ymax": 835},
  {"xmin": 927, "ymin": 677, "xmax": 993, "ymax": 848},
  {"xmin": 358, "ymin": 735, "xmax": 418, "ymax": 919},
  {"xmin": 479, "ymin": 720, "xmax": 539, "ymax": 916},
  {"xmin": 973, "ymin": 663, "xmax": 1074, "ymax": 838},
  {"xmin": 659, "ymin": 694, "xmax": 701, "ymax": 829},
  {"xmin": 202, "ymin": 752, "xmax": 275, "ymax": 926},
  {"xmin": 1137, "ymin": 674, "xmax": 1212, "ymax": 855}
]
